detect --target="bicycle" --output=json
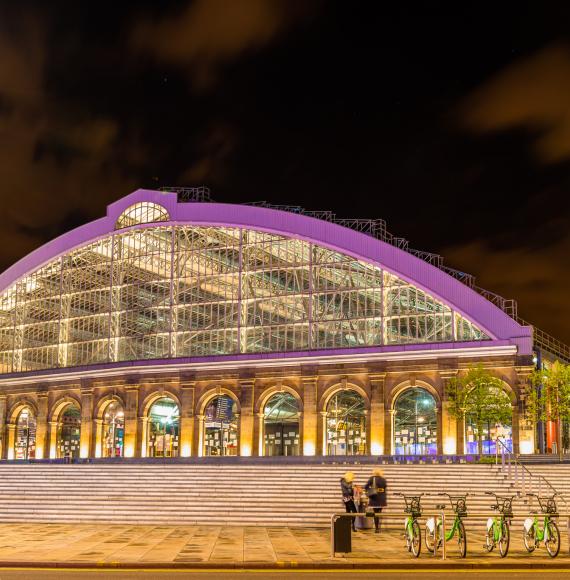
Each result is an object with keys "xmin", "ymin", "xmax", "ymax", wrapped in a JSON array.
[
  {"xmin": 522, "ymin": 493, "xmax": 561, "ymax": 558},
  {"xmin": 484, "ymin": 492, "xmax": 515, "ymax": 557},
  {"xmin": 425, "ymin": 493, "xmax": 469, "ymax": 558},
  {"xmin": 394, "ymin": 492, "xmax": 423, "ymax": 557}
]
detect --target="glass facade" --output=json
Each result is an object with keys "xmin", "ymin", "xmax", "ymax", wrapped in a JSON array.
[
  {"xmin": 326, "ymin": 390, "xmax": 366, "ymax": 455},
  {"xmin": 15, "ymin": 408, "xmax": 36, "ymax": 460},
  {"xmin": 394, "ymin": 388, "xmax": 437, "ymax": 455},
  {"xmin": 102, "ymin": 400, "xmax": 124, "ymax": 458},
  {"xmin": 263, "ymin": 393, "xmax": 300, "ymax": 456},
  {"xmin": 0, "ymin": 225, "xmax": 490, "ymax": 373},
  {"xmin": 204, "ymin": 395, "xmax": 238, "ymax": 456},
  {"xmin": 57, "ymin": 404, "xmax": 81, "ymax": 459},
  {"xmin": 147, "ymin": 397, "xmax": 180, "ymax": 457}
]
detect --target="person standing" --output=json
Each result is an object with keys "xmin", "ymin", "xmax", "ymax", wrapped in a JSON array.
[
  {"xmin": 365, "ymin": 468, "xmax": 387, "ymax": 533},
  {"xmin": 340, "ymin": 471, "xmax": 358, "ymax": 531}
]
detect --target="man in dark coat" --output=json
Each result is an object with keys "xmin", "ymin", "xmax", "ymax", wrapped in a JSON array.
[
  {"xmin": 365, "ymin": 468, "xmax": 387, "ymax": 533},
  {"xmin": 340, "ymin": 471, "xmax": 358, "ymax": 531}
]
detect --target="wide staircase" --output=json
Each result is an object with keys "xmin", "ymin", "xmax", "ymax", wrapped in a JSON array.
[{"xmin": 0, "ymin": 462, "xmax": 518, "ymax": 528}]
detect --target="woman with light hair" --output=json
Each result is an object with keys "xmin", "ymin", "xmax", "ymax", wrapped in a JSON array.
[
  {"xmin": 340, "ymin": 471, "xmax": 358, "ymax": 531},
  {"xmin": 365, "ymin": 467, "xmax": 387, "ymax": 533}
]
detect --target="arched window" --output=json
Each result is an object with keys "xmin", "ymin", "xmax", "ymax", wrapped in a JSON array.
[
  {"xmin": 263, "ymin": 393, "xmax": 300, "ymax": 456},
  {"xmin": 15, "ymin": 407, "xmax": 36, "ymax": 460},
  {"xmin": 465, "ymin": 387, "xmax": 512, "ymax": 454},
  {"xmin": 56, "ymin": 403, "xmax": 81, "ymax": 459},
  {"xmin": 115, "ymin": 202, "xmax": 170, "ymax": 229},
  {"xmin": 204, "ymin": 395, "xmax": 238, "ymax": 456},
  {"xmin": 101, "ymin": 400, "xmax": 124, "ymax": 458},
  {"xmin": 326, "ymin": 390, "xmax": 366, "ymax": 455},
  {"xmin": 394, "ymin": 388, "xmax": 437, "ymax": 455},
  {"xmin": 147, "ymin": 397, "xmax": 180, "ymax": 458}
]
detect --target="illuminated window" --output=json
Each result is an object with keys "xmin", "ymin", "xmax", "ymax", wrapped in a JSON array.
[
  {"xmin": 115, "ymin": 202, "xmax": 170, "ymax": 229},
  {"xmin": 0, "ymin": 225, "xmax": 491, "ymax": 373}
]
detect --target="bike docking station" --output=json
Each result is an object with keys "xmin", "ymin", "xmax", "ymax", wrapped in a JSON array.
[{"xmin": 330, "ymin": 491, "xmax": 570, "ymax": 561}]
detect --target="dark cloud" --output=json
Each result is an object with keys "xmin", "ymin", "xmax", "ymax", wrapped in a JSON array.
[
  {"xmin": 130, "ymin": 0, "xmax": 314, "ymax": 89},
  {"xmin": 443, "ymin": 232, "xmax": 570, "ymax": 343},
  {"xmin": 461, "ymin": 44, "xmax": 570, "ymax": 163}
]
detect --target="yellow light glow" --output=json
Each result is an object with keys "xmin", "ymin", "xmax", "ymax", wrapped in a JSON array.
[
  {"xmin": 443, "ymin": 436, "xmax": 456, "ymax": 455},
  {"xmin": 124, "ymin": 443, "xmax": 134, "ymax": 458},
  {"xmin": 303, "ymin": 441, "xmax": 316, "ymax": 456},
  {"xmin": 49, "ymin": 443, "xmax": 57, "ymax": 459},
  {"xmin": 95, "ymin": 446, "xmax": 102, "ymax": 458},
  {"xmin": 181, "ymin": 443, "xmax": 191, "ymax": 457},
  {"xmin": 370, "ymin": 441, "xmax": 383, "ymax": 456},
  {"xmin": 80, "ymin": 445, "xmax": 89, "ymax": 458},
  {"xmin": 240, "ymin": 443, "xmax": 251, "ymax": 457},
  {"xmin": 7, "ymin": 448, "xmax": 14, "ymax": 460},
  {"xmin": 35, "ymin": 446, "xmax": 44, "ymax": 460},
  {"xmin": 519, "ymin": 440, "xmax": 533, "ymax": 454}
]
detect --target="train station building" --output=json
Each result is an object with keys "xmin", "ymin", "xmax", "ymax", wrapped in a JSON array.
[{"xmin": 0, "ymin": 187, "xmax": 566, "ymax": 461}]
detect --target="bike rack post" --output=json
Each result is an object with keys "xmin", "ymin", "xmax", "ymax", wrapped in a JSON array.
[
  {"xmin": 521, "ymin": 465, "xmax": 525, "ymax": 496},
  {"xmin": 441, "ymin": 510, "xmax": 446, "ymax": 560},
  {"xmin": 514, "ymin": 459, "xmax": 518, "ymax": 487},
  {"xmin": 507, "ymin": 452, "xmax": 512, "ymax": 480},
  {"xmin": 501, "ymin": 447, "xmax": 505, "ymax": 471}
]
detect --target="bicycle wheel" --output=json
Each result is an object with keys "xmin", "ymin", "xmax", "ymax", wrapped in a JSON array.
[
  {"xmin": 498, "ymin": 520, "xmax": 510, "ymax": 558},
  {"xmin": 522, "ymin": 527, "xmax": 536, "ymax": 553},
  {"xmin": 410, "ymin": 520, "xmax": 421, "ymax": 557},
  {"xmin": 457, "ymin": 520, "xmax": 467, "ymax": 558},
  {"xmin": 484, "ymin": 526, "xmax": 494, "ymax": 552},
  {"xmin": 545, "ymin": 520, "xmax": 560, "ymax": 558},
  {"xmin": 425, "ymin": 522, "xmax": 436, "ymax": 553}
]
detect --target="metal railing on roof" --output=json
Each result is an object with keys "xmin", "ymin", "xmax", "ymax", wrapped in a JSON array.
[{"xmin": 159, "ymin": 189, "xmax": 570, "ymax": 363}]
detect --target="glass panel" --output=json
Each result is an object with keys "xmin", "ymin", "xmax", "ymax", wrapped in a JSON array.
[
  {"xmin": 394, "ymin": 388, "xmax": 437, "ymax": 455},
  {"xmin": 264, "ymin": 393, "xmax": 300, "ymax": 456},
  {"xmin": 15, "ymin": 408, "xmax": 36, "ymax": 460},
  {"xmin": 326, "ymin": 390, "xmax": 366, "ymax": 456},
  {"xmin": 57, "ymin": 405, "xmax": 81, "ymax": 459},
  {"xmin": 0, "ymin": 225, "xmax": 492, "ymax": 373},
  {"xmin": 102, "ymin": 400, "xmax": 124, "ymax": 458},
  {"xmin": 147, "ymin": 397, "xmax": 180, "ymax": 458},
  {"xmin": 204, "ymin": 395, "xmax": 238, "ymax": 456},
  {"xmin": 116, "ymin": 202, "xmax": 170, "ymax": 229}
]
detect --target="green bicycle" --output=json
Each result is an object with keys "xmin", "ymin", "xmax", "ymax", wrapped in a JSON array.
[
  {"xmin": 522, "ymin": 493, "xmax": 561, "ymax": 558},
  {"xmin": 425, "ymin": 493, "xmax": 468, "ymax": 558},
  {"xmin": 484, "ymin": 492, "xmax": 515, "ymax": 557},
  {"xmin": 395, "ymin": 492, "xmax": 423, "ymax": 557}
]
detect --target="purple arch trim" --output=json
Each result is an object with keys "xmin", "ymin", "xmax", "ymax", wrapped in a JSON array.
[{"xmin": 0, "ymin": 189, "xmax": 532, "ymax": 355}]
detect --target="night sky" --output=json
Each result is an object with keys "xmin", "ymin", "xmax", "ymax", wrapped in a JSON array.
[{"xmin": 0, "ymin": 1, "xmax": 569, "ymax": 343}]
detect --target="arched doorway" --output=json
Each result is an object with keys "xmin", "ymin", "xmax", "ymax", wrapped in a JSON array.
[
  {"xmin": 465, "ymin": 386, "xmax": 512, "ymax": 454},
  {"xmin": 204, "ymin": 395, "xmax": 238, "ymax": 456},
  {"xmin": 56, "ymin": 403, "xmax": 81, "ymax": 459},
  {"xmin": 263, "ymin": 393, "xmax": 300, "ymax": 456},
  {"xmin": 101, "ymin": 400, "xmax": 125, "ymax": 458},
  {"xmin": 147, "ymin": 397, "xmax": 180, "ymax": 458},
  {"xmin": 326, "ymin": 390, "xmax": 366, "ymax": 455},
  {"xmin": 394, "ymin": 388, "xmax": 437, "ymax": 455},
  {"xmin": 15, "ymin": 407, "xmax": 36, "ymax": 460}
]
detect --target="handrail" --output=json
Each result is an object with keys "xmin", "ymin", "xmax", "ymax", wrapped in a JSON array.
[{"xmin": 495, "ymin": 438, "xmax": 568, "ymax": 511}]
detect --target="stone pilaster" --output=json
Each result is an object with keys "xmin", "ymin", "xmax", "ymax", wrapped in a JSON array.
[
  {"xmin": 124, "ymin": 386, "xmax": 139, "ymax": 458},
  {"xmin": 34, "ymin": 393, "xmax": 48, "ymax": 459},
  {"xmin": 179, "ymin": 381, "xmax": 195, "ymax": 457},
  {"xmin": 302, "ymin": 375, "xmax": 318, "ymax": 456},
  {"xmin": 369, "ymin": 373, "xmax": 386, "ymax": 455},
  {"xmin": 79, "ymin": 387, "xmax": 94, "ymax": 458}
]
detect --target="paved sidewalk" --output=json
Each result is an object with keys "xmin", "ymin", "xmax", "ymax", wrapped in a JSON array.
[{"xmin": 0, "ymin": 524, "xmax": 567, "ymax": 569}]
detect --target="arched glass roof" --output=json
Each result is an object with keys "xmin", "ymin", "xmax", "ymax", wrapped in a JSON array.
[
  {"xmin": 0, "ymin": 225, "xmax": 489, "ymax": 373},
  {"xmin": 115, "ymin": 202, "xmax": 170, "ymax": 229}
]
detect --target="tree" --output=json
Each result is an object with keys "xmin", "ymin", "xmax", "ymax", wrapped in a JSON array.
[
  {"xmin": 527, "ymin": 360, "xmax": 570, "ymax": 458},
  {"xmin": 447, "ymin": 365, "xmax": 512, "ymax": 454}
]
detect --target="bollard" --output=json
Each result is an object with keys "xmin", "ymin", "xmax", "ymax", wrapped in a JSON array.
[{"xmin": 441, "ymin": 510, "xmax": 446, "ymax": 560}]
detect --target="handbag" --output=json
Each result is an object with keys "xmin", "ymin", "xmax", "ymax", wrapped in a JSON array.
[{"xmin": 367, "ymin": 476, "xmax": 384, "ymax": 499}]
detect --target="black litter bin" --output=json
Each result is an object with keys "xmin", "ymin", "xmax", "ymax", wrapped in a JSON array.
[{"xmin": 333, "ymin": 515, "xmax": 352, "ymax": 553}]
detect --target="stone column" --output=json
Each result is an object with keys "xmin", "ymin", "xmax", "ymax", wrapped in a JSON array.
[
  {"xmin": 320, "ymin": 411, "xmax": 328, "ymax": 455},
  {"xmin": 515, "ymin": 367, "xmax": 535, "ymax": 454},
  {"xmin": 79, "ymin": 388, "xmax": 94, "ymax": 458},
  {"xmin": 511, "ymin": 404, "xmax": 520, "ymax": 454},
  {"xmin": 48, "ymin": 420, "xmax": 59, "ymax": 458},
  {"xmin": 369, "ymin": 373, "xmax": 386, "ymax": 455},
  {"xmin": 257, "ymin": 412, "xmax": 265, "ymax": 456},
  {"xmin": 93, "ymin": 419, "xmax": 104, "ymax": 458},
  {"xmin": 0, "ymin": 395, "xmax": 7, "ymax": 459},
  {"xmin": 385, "ymin": 409, "xmax": 395, "ymax": 455},
  {"xmin": 138, "ymin": 416, "xmax": 148, "ymax": 457},
  {"xmin": 34, "ymin": 393, "xmax": 48, "ymax": 459},
  {"xmin": 302, "ymin": 376, "xmax": 318, "ymax": 456},
  {"xmin": 440, "ymin": 371, "xmax": 458, "ymax": 455},
  {"xmin": 179, "ymin": 382, "xmax": 195, "ymax": 457},
  {"xmin": 123, "ymin": 386, "xmax": 139, "ymax": 458},
  {"xmin": 196, "ymin": 414, "xmax": 205, "ymax": 457},
  {"xmin": 239, "ymin": 378, "xmax": 255, "ymax": 456},
  {"xmin": 6, "ymin": 423, "xmax": 16, "ymax": 460},
  {"xmin": 436, "ymin": 405, "xmax": 443, "ymax": 455}
]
